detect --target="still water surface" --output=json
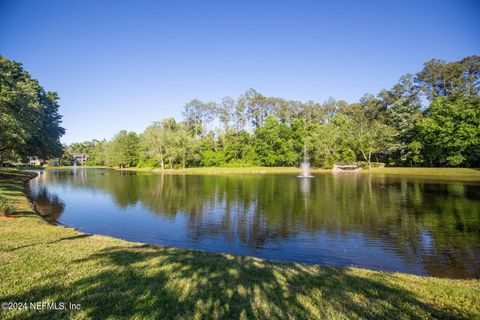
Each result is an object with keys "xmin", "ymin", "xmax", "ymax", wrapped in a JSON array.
[{"xmin": 28, "ymin": 169, "xmax": 480, "ymax": 278}]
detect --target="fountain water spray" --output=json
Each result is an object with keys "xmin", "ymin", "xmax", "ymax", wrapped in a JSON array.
[{"xmin": 298, "ymin": 145, "xmax": 313, "ymax": 178}]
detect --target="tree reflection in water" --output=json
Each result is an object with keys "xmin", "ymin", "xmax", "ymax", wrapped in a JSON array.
[
  {"xmin": 29, "ymin": 169, "xmax": 480, "ymax": 278},
  {"xmin": 29, "ymin": 175, "xmax": 65, "ymax": 223}
]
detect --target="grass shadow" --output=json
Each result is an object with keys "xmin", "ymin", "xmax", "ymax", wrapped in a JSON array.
[
  {"xmin": 6, "ymin": 234, "xmax": 92, "ymax": 252},
  {"xmin": 2, "ymin": 244, "xmax": 471, "ymax": 319}
]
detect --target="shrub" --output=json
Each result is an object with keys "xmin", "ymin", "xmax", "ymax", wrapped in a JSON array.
[
  {"xmin": 224, "ymin": 159, "xmax": 256, "ymax": 167},
  {"xmin": 137, "ymin": 155, "xmax": 160, "ymax": 168},
  {"xmin": 0, "ymin": 194, "xmax": 14, "ymax": 215},
  {"xmin": 201, "ymin": 150, "xmax": 226, "ymax": 167}
]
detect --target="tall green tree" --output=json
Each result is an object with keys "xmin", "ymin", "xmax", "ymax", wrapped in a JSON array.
[
  {"xmin": 86, "ymin": 140, "xmax": 107, "ymax": 166},
  {"xmin": 416, "ymin": 56, "xmax": 480, "ymax": 101},
  {"xmin": 175, "ymin": 124, "xmax": 199, "ymax": 168},
  {"xmin": 216, "ymin": 97, "xmax": 235, "ymax": 132},
  {"xmin": 349, "ymin": 108, "xmax": 396, "ymax": 168},
  {"xmin": 308, "ymin": 114, "xmax": 355, "ymax": 167},
  {"xmin": 0, "ymin": 56, "xmax": 64, "ymax": 164},
  {"xmin": 106, "ymin": 131, "xmax": 139, "ymax": 168},
  {"xmin": 417, "ymin": 96, "xmax": 480, "ymax": 167},
  {"xmin": 379, "ymin": 74, "xmax": 423, "ymax": 165},
  {"xmin": 253, "ymin": 116, "xmax": 300, "ymax": 166},
  {"xmin": 141, "ymin": 122, "xmax": 167, "ymax": 170}
]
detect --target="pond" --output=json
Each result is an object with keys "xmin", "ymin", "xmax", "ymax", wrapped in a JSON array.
[{"xmin": 28, "ymin": 169, "xmax": 480, "ymax": 279}]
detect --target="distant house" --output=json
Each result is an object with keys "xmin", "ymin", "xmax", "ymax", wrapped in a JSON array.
[
  {"xmin": 72, "ymin": 153, "xmax": 88, "ymax": 166},
  {"xmin": 28, "ymin": 156, "xmax": 44, "ymax": 166}
]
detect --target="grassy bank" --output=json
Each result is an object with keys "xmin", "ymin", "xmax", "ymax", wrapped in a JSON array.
[
  {"xmin": 44, "ymin": 165, "xmax": 109, "ymax": 170},
  {"xmin": 119, "ymin": 166, "xmax": 330, "ymax": 174},
  {"xmin": 44, "ymin": 165, "xmax": 480, "ymax": 179},
  {"xmin": 363, "ymin": 167, "xmax": 480, "ymax": 178},
  {"xmin": 1, "ymin": 169, "xmax": 479, "ymax": 319}
]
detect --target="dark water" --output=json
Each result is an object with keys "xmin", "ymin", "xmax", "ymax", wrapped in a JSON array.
[{"xmin": 28, "ymin": 169, "xmax": 480, "ymax": 278}]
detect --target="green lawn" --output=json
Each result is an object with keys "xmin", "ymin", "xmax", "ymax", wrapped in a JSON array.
[
  {"xmin": 119, "ymin": 166, "xmax": 331, "ymax": 174},
  {"xmin": 1, "ymin": 168, "xmax": 479, "ymax": 319},
  {"xmin": 45, "ymin": 165, "xmax": 480, "ymax": 178},
  {"xmin": 363, "ymin": 167, "xmax": 480, "ymax": 179},
  {"xmin": 44, "ymin": 165, "xmax": 109, "ymax": 170},
  {"xmin": 45, "ymin": 166, "xmax": 329, "ymax": 174}
]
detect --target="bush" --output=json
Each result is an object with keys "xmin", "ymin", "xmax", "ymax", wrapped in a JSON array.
[
  {"xmin": 137, "ymin": 156, "xmax": 160, "ymax": 168},
  {"xmin": 201, "ymin": 150, "xmax": 226, "ymax": 167},
  {"xmin": 223, "ymin": 159, "xmax": 257, "ymax": 167},
  {"xmin": 0, "ymin": 194, "xmax": 14, "ymax": 215}
]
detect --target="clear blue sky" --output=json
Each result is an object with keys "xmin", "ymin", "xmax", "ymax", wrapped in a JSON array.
[{"xmin": 1, "ymin": 0, "xmax": 479, "ymax": 143}]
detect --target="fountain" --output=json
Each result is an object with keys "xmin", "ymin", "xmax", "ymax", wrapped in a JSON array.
[{"xmin": 298, "ymin": 145, "xmax": 313, "ymax": 178}]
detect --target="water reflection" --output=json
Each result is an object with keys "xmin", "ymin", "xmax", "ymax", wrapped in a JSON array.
[
  {"xmin": 28, "ymin": 183, "xmax": 65, "ymax": 223},
  {"xmin": 28, "ymin": 169, "xmax": 480, "ymax": 278}
]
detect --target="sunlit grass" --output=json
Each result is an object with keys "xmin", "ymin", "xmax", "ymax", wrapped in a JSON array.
[
  {"xmin": 363, "ymin": 167, "xmax": 480, "ymax": 178},
  {"xmin": 1, "ymin": 168, "xmax": 479, "ymax": 319},
  {"xmin": 43, "ymin": 165, "xmax": 109, "ymax": 170},
  {"xmin": 44, "ymin": 165, "xmax": 480, "ymax": 179},
  {"xmin": 119, "ymin": 166, "xmax": 330, "ymax": 174}
]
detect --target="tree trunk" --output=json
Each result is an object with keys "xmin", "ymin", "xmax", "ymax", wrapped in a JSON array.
[
  {"xmin": 360, "ymin": 149, "xmax": 371, "ymax": 169},
  {"xmin": 158, "ymin": 147, "xmax": 164, "ymax": 170}
]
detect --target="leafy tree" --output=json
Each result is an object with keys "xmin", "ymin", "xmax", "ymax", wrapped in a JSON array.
[
  {"xmin": 216, "ymin": 97, "xmax": 235, "ymax": 132},
  {"xmin": 59, "ymin": 147, "xmax": 73, "ymax": 166},
  {"xmin": 86, "ymin": 140, "xmax": 107, "ymax": 166},
  {"xmin": 182, "ymin": 99, "xmax": 204, "ymax": 137},
  {"xmin": 106, "ymin": 131, "xmax": 139, "ymax": 168},
  {"xmin": 297, "ymin": 100, "xmax": 324, "ymax": 126},
  {"xmin": 322, "ymin": 97, "xmax": 339, "ymax": 122},
  {"xmin": 0, "ymin": 56, "xmax": 64, "ymax": 165},
  {"xmin": 349, "ymin": 108, "xmax": 396, "ymax": 168},
  {"xmin": 416, "ymin": 56, "xmax": 480, "ymax": 101},
  {"xmin": 175, "ymin": 124, "xmax": 199, "ymax": 168},
  {"xmin": 417, "ymin": 96, "xmax": 480, "ymax": 167},
  {"xmin": 201, "ymin": 150, "xmax": 226, "ymax": 167},
  {"xmin": 253, "ymin": 116, "xmax": 300, "ymax": 166},
  {"xmin": 379, "ymin": 74, "xmax": 423, "ymax": 165},
  {"xmin": 141, "ymin": 123, "xmax": 167, "ymax": 170},
  {"xmin": 223, "ymin": 131, "xmax": 255, "ymax": 164},
  {"xmin": 182, "ymin": 99, "xmax": 215, "ymax": 137},
  {"xmin": 234, "ymin": 94, "xmax": 247, "ymax": 132},
  {"xmin": 309, "ymin": 115, "xmax": 355, "ymax": 167}
]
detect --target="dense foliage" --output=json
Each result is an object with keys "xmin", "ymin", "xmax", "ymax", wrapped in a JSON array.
[
  {"xmin": 20, "ymin": 55, "xmax": 479, "ymax": 169},
  {"xmin": 67, "ymin": 56, "xmax": 478, "ymax": 169},
  {"xmin": 0, "ymin": 56, "xmax": 65, "ymax": 165}
]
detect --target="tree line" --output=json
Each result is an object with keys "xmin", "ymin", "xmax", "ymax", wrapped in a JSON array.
[
  {"xmin": 2, "ymin": 55, "xmax": 479, "ymax": 169},
  {"xmin": 0, "ymin": 56, "xmax": 65, "ymax": 166},
  {"xmin": 67, "ymin": 56, "xmax": 479, "ymax": 169}
]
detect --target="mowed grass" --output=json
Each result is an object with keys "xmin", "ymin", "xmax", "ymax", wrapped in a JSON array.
[
  {"xmin": 119, "ymin": 166, "xmax": 330, "ymax": 175},
  {"xmin": 45, "ymin": 165, "xmax": 480, "ymax": 179},
  {"xmin": 44, "ymin": 165, "xmax": 109, "ymax": 170},
  {"xmin": 1, "ymin": 168, "xmax": 479, "ymax": 319},
  {"xmin": 84, "ymin": 165, "xmax": 480, "ymax": 177},
  {"xmin": 363, "ymin": 167, "xmax": 480, "ymax": 179}
]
